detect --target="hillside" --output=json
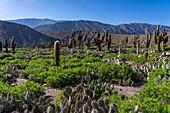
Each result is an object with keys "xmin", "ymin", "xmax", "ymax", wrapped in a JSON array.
[
  {"xmin": 0, "ymin": 21, "xmax": 56, "ymax": 47},
  {"xmin": 35, "ymin": 20, "xmax": 170, "ymax": 35},
  {"xmin": 43, "ymin": 30, "xmax": 170, "ymax": 46},
  {"xmin": 7, "ymin": 18, "xmax": 64, "ymax": 28}
]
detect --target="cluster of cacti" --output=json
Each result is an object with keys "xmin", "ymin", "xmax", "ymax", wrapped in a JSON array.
[
  {"xmin": 94, "ymin": 37, "xmax": 103, "ymax": 51},
  {"xmin": 32, "ymin": 40, "xmax": 35, "ymax": 49},
  {"xmin": 153, "ymin": 25, "xmax": 168, "ymax": 52},
  {"xmin": 55, "ymin": 70, "xmax": 118, "ymax": 113},
  {"xmin": 107, "ymin": 34, "xmax": 111, "ymax": 50},
  {"xmin": 41, "ymin": 42, "xmax": 46, "ymax": 49},
  {"xmin": 144, "ymin": 34, "xmax": 152, "ymax": 49},
  {"xmin": 85, "ymin": 37, "xmax": 91, "ymax": 48},
  {"xmin": 54, "ymin": 41, "xmax": 60, "ymax": 66},
  {"xmin": 0, "ymin": 91, "xmax": 52, "ymax": 113},
  {"xmin": 133, "ymin": 61, "xmax": 169, "ymax": 77},
  {"xmin": 67, "ymin": 38, "xmax": 76, "ymax": 48},
  {"xmin": 4, "ymin": 38, "xmax": 8, "ymax": 53},
  {"xmin": 0, "ymin": 41, "xmax": 2, "ymax": 52}
]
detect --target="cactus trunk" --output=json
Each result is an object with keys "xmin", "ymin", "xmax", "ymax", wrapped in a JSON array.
[
  {"xmin": 0, "ymin": 41, "xmax": 2, "ymax": 52},
  {"xmin": 157, "ymin": 36, "xmax": 161, "ymax": 52},
  {"xmin": 54, "ymin": 41, "xmax": 60, "ymax": 66},
  {"xmin": 137, "ymin": 40, "xmax": 139, "ymax": 54}
]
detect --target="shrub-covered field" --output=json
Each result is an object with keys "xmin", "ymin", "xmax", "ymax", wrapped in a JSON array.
[{"xmin": 0, "ymin": 26, "xmax": 169, "ymax": 113}]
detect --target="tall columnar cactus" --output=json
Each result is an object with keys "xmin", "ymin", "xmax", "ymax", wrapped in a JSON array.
[
  {"xmin": 0, "ymin": 41, "xmax": 2, "ymax": 52},
  {"xmin": 144, "ymin": 34, "xmax": 152, "ymax": 49},
  {"xmin": 119, "ymin": 43, "xmax": 121, "ymax": 55},
  {"xmin": 105, "ymin": 29, "xmax": 108, "ymax": 45},
  {"xmin": 125, "ymin": 37, "xmax": 128, "ymax": 44},
  {"xmin": 144, "ymin": 51, "xmax": 148, "ymax": 59},
  {"xmin": 32, "ymin": 40, "xmax": 35, "ymax": 49},
  {"xmin": 4, "ymin": 38, "xmax": 8, "ymax": 53},
  {"xmin": 107, "ymin": 34, "xmax": 111, "ymax": 50},
  {"xmin": 137, "ymin": 40, "xmax": 140, "ymax": 54},
  {"xmin": 54, "ymin": 41, "xmax": 60, "ymax": 66},
  {"xmin": 94, "ymin": 37, "xmax": 102, "ymax": 51},
  {"xmin": 37, "ymin": 43, "xmax": 40, "ymax": 51},
  {"xmin": 11, "ymin": 36, "xmax": 16, "ymax": 54},
  {"xmin": 133, "ymin": 36, "xmax": 137, "ymax": 48},
  {"xmin": 153, "ymin": 25, "xmax": 168, "ymax": 52}
]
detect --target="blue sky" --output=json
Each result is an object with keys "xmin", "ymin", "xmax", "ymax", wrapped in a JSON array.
[{"xmin": 0, "ymin": 0, "xmax": 169, "ymax": 26}]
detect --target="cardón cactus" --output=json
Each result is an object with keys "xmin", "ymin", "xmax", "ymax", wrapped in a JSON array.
[
  {"xmin": 54, "ymin": 41, "xmax": 60, "ymax": 66},
  {"xmin": 153, "ymin": 25, "xmax": 168, "ymax": 52}
]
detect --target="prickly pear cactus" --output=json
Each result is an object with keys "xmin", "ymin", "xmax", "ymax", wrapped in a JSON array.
[{"xmin": 55, "ymin": 70, "xmax": 118, "ymax": 113}]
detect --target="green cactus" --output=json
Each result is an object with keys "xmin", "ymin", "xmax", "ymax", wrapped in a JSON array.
[
  {"xmin": 104, "ymin": 98, "xmax": 109, "ymax": 106},
  {"xmin": 153, "ymin": 25, "xmax": 168, "ymax": 52},
  {"xmin": 76, "ymin": 100, "xmax": 82, "ymax": 109},
  {"xmin": 91, "ymin": 101, "xmax": 99, "ymax": 109},
  {"xmin": 144, "ymin": 51, "xmax": 148, "ymax": 59},
  {"xmin": 105, "ymin": 29, "xmax": 108, "ymax": 45},
  {"xmin": 84, "ymin": 88, "xmax": 92, "ymax": 96},
  {"xmin": 4, "ymin": 38, "xmax": 8, "ymax": 53},
  {"xmin": 144, "ymin": 34, "xmax": 151, "ymax": 49},
  {"xmin": 76, "ymin": 85, "xmax": 83, "ymax": 93},
  {"xmin": 32, "ymin": 40, "xmax": 35, "ymax": 49},
  {"xmin": 0, "ymin": 41, "xmax": 2, "ymax": 52},
  {"xmin": 98, "ymin": 98, "xmax": 105, "ymax": 107},
  {"xmin": 107, "ymin": 34, "xmax": 111, "ymax": 50},
  {"xmin": 65, "ymin": 86, "xmax": 72, "ymax": 96},
  {"xmin": 54, "ymin": 41, "xmax": 60, "ymax": 66},
  {"xmin": 133, "ymin": 36, "xmax": 137, "ymax": 48}
]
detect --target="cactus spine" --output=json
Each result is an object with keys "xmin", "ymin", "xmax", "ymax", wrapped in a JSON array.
[{"xmin": 54, "ymin": 41, "xmax": 60, "ymax": 66}]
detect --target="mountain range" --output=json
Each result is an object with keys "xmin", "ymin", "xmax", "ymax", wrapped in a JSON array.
[
  {"xmin": 0, "ymin": 20, "xmax": 56, "ymax": 47},
  {"xmin": 0, "ymin": 18, "xmax": 169, "ymax": 47},
  {"xmin": 7, "ymin": 18, "xmax": 64, "ymax": 28},
  {"xmin": 35, "ymin": 20, "xmax": 170, "ymax": 35}
]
